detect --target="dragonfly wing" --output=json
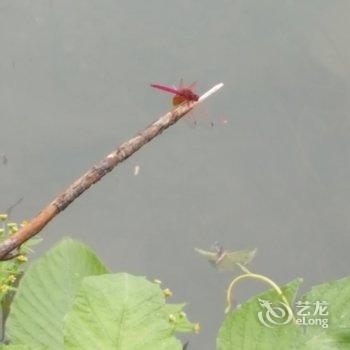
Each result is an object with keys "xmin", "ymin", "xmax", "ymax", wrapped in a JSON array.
[
  {"xmin": 195, "ymin": 248, "xmax": 217, "ymax": 263},
  {"xmin": 150, "ymin": 84, "xmax": 182, "ymax": 96},
  {"xmin": 188, "ymin": 81, "xmax": 197, "ymax": 91},
  {"xmin": 217, "ymin": 248, "xmax": 257, "ymax": 271}
]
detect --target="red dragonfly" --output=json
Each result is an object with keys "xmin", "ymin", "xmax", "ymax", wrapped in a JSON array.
[{"xmin": 150, "ymin": 81, "xmax": 199, "ymax": 106}]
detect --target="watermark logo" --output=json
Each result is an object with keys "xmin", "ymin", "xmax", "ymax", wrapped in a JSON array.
[
  {"xmin": 258, "ymin": 299, "xmax": 329, "ymax": 329},
  {"xmin": 257, "ymin": 298, "xmax": 293, "ymax": 327}
]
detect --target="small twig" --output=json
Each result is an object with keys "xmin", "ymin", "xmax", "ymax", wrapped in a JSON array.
[
  {"xmin": 0, "ymin": 83, "xmax": 224, "ymax": 260},
  {"xmin": 5, "ymin": 197, "xmax": 24, "ymax": 217}
]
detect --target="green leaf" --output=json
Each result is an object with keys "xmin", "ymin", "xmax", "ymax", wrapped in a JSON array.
[
  {"xmin": 299, "ymin": 329, "xmax": 350, "ymax": 350},
  {"xmin": 162, "ymin": 303, "xmax": 197, "ymax": 333},
  {"xmin": 6, "ymin": 238, "xmax": 109, "ymax": 349},
  {"xmin": 298, "ymin": 277, "xmax": 350, "ymax": 349},
  {"xmin": 301, "ymin": 277, "xmax": 350, "ymax": 329},
  {"xmin": 20, "ymin": 236, "xmax": 43, "ymax": 254},
  {"xmin": 0, "ymin": 345, "xmax": 48, "ymax": 350},
  {"xmin": 217, "ymin": 279, "xmax": 302, "ymax": 350},
  {"xmin": 63, "ymin": 273, "xmax": 192, "ymax": 350},
  {"xmin": 217, "ymin": 277, "xmax": 350, "ymax": 349}
]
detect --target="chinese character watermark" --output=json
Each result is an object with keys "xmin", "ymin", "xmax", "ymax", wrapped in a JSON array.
[{"xmin": 257, "ymin": 298, "xmax": 329, "ymax": 328}]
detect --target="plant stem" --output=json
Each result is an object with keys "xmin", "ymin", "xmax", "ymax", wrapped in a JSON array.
[
  {"xmin": 225, "ymin": 272, "xmax": 293, "ymax": 318},
  {"xmin": 0, "ymin": 83, "xmax": 224, "ymax": 260}
]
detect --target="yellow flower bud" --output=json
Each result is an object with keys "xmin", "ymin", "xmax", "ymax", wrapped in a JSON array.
[
  {"xmin": 168, "ymin": 314, "xmax": 176, "ymax": 323},
  {"xmin": 0, "ymin": 214, "xmax": 8, "ymax": 221},
  {"xmin": 9, "ymin": 226, "xmax": 18, "ymax": 234},
  {"xmin": 21, "ymin": 220, "xmax": 29, "ymax": 227},
  {"xmin": 163, "ymin": 288, "xmax": 173, "ymax": 298},
  {"xmin": 0, "ymin": 284, "xmax": 10, "ymax": 293},
  {"xmin": 17, "ymin": 255, "xmax": 28, "ymax": 263},
  {"xmin": 7, "ymin": 275, "xmax": 16, "ymax": 284},
  {"xmin": 7, "ymin": 223, "xmax": 18, "ymax": 234},
  {"xmin": 194, "ymin": 323, "xmax": 201, "ymax": 334}
]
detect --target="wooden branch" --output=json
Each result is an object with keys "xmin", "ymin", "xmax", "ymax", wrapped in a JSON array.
[{"xmin": 0, "ymin": 83, "xmax": 223, "ymax": 260}]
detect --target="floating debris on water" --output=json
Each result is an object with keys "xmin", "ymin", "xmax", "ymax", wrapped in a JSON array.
[
  {"xmin": 219, "ymin": 116, "xmax": 228, "ymax": 125},
  {"xmin": 1, "ymin": 154, "xmax": 8, "ymax": 165},
  {"xmin": 133, "ymin": 165, "xmax": 140, "ymax": 176}
]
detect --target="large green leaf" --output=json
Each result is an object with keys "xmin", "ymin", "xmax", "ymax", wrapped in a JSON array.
[
  {"xmin": 63, "ymin": 273, "xmax": 193, "ymax": 350},
  {"xmin": 299, "ymin": 330, "xmax": 350, "ymax": 350},
  {"xmin": 0, "ymin": 346, "xmax": 48, "ymax": 350},
  {"xmin": 217, "ymin": 277, "xmax": 350, "ymax": 350},
  {"xmin": 217, "ymin": 279, "xmax": 302, "ymax": 350},
  {"xmin": 6, "ymin": 238, "xmax": 109, "ymax": 349},
  {"xmin": 301, "ymin": 277, "xmax": 350, "ymax": 330},
  {"xmin": 299, "ymin": 277, "xmax": 350, "ymax": 349}
]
